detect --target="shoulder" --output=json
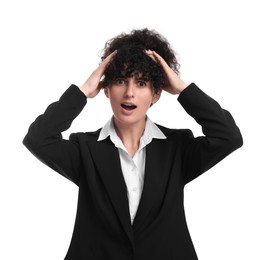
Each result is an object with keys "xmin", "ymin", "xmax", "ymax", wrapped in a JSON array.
[
  {"xmin": 69, "ymin": 128, "xmax": 102, "ymax": 142},
  {"xmin": 156, "ymin": 124, "xmax": 194, "ymax": 140}
]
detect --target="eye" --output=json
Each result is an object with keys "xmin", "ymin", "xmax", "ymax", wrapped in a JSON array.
[
  {"xmin": 114, "ymin": 78, "xmax": 126, "ymax": 85},
  {"xmin": 137, "ymin": 80, "xmax": 147, "ymax": 87}
]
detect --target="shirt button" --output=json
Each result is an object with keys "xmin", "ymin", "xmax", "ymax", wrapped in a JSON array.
[{"xmin": 132, "ymin": 187, "xmax": 137, "ymax": 192}]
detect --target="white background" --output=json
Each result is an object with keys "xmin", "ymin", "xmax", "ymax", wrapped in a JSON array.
[{"xmin": 1, "ymin": 0, "xmax": 265, "ymax": 259}]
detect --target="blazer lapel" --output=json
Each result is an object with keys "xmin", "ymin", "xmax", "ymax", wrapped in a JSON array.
[
  {"xmin": 133, "ymin": 138, "xmax": 173, "ymax": 230},
  {"xmin": 88, "ymin": 137, "xmax": 134, "ymax": 246}
]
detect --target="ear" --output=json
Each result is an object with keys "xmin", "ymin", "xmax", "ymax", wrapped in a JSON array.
[
  {"xmin": 104, "ymin": 87, "xmax": 109, "ymax": 98},
  {"xmin": 151, "ymin": 89, "xmax": 162, "ymax": 106}
]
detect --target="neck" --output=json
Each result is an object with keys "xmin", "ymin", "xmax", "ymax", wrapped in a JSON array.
[{"xmin": 113, "ymin": 117, "xmax": 146, "ymax": 157}]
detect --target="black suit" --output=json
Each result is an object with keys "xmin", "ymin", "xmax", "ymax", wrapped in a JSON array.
[{"xmin": 23, "ymin": 83, "xmax": 243, "ymax": 259}]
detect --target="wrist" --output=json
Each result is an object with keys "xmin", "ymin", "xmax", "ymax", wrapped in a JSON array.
[
  {"xmin": 171, "ymin": 79, "xmax": 189, "ymax": 95},
  {"xmin": 79, "ymin": 85, "xmax": 90, "ymax": 98},
  {"xmin": 177, "ymin": 81, "xmax": 189, "ymax": 94}
]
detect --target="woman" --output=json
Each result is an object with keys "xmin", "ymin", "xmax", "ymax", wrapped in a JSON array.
[{"xmin": 23, "ymin": 28, "xmax": 243, "ymax": 260}]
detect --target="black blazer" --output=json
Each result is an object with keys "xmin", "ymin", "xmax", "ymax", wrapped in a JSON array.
[{"xmin": 23, "ymin": 83, "xmax": 243, "ymax": 260}]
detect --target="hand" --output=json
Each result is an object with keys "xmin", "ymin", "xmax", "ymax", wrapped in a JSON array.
[
  {"xmin": 145, "ymin": 50, "xmax": 189, "ymax": 95},
  {"xmin": 80, "ymin": 51, "xmax": 117, "ymax": 98}
]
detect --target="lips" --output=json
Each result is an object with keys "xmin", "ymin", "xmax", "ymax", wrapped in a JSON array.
[{"xmin": 121, "ymin": 103, "xmax": 137, "ymax": 110}]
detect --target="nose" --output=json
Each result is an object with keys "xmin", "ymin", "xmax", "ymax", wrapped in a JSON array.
[{"xmin": 124, "ymin": 79, "xmax": 135, "ymax": 98}]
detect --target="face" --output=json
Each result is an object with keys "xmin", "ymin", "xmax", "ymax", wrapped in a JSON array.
[{"xmin": 104, "ymin": 75, "xmax": 161, "ymax": 127}]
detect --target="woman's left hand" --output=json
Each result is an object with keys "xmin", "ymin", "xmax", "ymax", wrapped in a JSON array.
[{"xmin": 145, "ymin": 50, "xmax": 189, "ymax": 95}]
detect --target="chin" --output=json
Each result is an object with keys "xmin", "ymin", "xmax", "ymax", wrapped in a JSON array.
[{"xmin": 114, "ymin": 114, "xmax": 145, "ymax": 126}]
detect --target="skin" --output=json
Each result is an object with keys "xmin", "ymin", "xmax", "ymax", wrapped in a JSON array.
[{"xmin": 80, "ymin": 50, "xmax": 189, "ymax": 157}]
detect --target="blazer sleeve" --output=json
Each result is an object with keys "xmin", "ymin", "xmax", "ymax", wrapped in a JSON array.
[
  {"xmin": 23, "ymin": 85, "xmax": 87, "ymax": 185},
  {"xmin": 178, "ymin": 83, "xmax": 243, "ymax": 184}
]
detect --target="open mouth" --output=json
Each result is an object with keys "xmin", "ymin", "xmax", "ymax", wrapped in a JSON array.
[{"xmin": 121, "ymin": 103, "xmax": 137, "ymax": 110}]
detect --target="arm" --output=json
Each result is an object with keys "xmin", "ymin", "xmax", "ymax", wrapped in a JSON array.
[
  {"xmin": 146, "ymin": 51, "xmax": 243, "ymax": 183},
  {"xmin": 23, "ymin": 85, "xmax": 87, "ymax": 185},
  {"xmin": 23, "ymin": 52, "xmax": 116, "ymax": 185},
  {"xmin": 178, "ymin": 83, "xmax": 243, "ymax": 183}
]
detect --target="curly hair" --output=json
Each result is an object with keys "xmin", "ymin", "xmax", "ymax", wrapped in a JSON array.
[{"xmin": 101, "ymin": 28, "xmax": 180, "ymax": 93}]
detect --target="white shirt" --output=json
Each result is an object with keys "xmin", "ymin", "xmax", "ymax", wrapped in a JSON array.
[{"xmin": 98, "ymin": 116, "xmax": 166, "ymax": 224}]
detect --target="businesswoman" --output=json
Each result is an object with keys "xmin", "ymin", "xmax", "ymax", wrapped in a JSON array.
[{"xmin": 23, "ymin": 28, "xmax": 243, "ymax": 260}]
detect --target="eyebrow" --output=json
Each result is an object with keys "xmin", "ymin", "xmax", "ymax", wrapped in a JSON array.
[{"xmin": 134, "ymin": 75, "xmax": 151, "ymax": 81}]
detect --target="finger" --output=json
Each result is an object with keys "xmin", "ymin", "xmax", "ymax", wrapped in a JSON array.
[
  {"xmin": 101, "ymin": 50, "xmax": 117, "ymax": 66},
  {"xmin": 145, "ymin": 50, "xmax": 171, "ymax": 72},
  {"xmin": 145, "ymin": 49, "xmax": 157, "ymax": 62},
  {"xmin": 151, "ymin": 51, "xmax": 170, "ymax": 69},
  {"xmin": 97, "ymin": 81, "xmax": 104, "ymax": 89},
  {"xmin": 96, "ymin": 50, "xmax": 117, "ymax": 77}
]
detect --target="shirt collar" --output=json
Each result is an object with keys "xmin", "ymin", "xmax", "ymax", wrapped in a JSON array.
[{"xmin": 98, "ymin": 116, "xmax": 166, "ymax": 150}]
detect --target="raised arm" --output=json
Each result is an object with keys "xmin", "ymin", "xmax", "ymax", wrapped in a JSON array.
[
  {"xmin": 146, "ymin": 50, "xmax": 243, "ymax": 183},
  {"xmin": 23, "ymin": 52, "xmax": 116, "ymax": 185},
  {"xmin": 178, "ymin": 83, "xmax": 243, "ymax": 183}
]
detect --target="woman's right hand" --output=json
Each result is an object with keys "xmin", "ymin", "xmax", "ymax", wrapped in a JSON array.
[{"xmin": 80, "ymin": 51, "xmax": 117, "ymax": 98}]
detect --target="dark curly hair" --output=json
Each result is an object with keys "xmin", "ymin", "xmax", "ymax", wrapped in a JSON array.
[{"xmin": 101, "ymin": 28, "xmax": 180, "ymax": 94}]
